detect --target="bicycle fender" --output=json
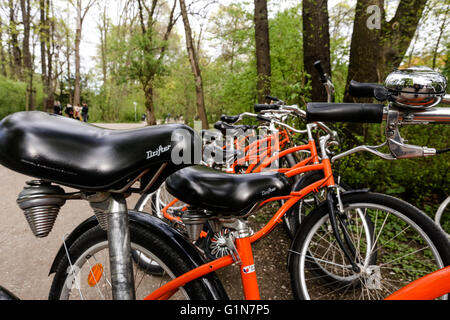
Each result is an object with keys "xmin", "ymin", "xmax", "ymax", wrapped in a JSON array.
[
  {"xmin": 49, "ymin": 210, "xmax": 229, "ymax": 300},
  {"xmin": 341, "ymin": 189, "xmax": 370, "ymax": 195}
]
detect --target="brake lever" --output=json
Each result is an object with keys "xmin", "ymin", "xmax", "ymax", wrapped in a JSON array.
[{"xmin": 331, "ymin": 142, "xmax": 396, "ymax": 163}]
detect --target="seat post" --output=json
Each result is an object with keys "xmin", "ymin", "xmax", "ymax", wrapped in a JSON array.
[{"xmin": 107, "ymin": 194, "xmax": 136, "ymax": 300}]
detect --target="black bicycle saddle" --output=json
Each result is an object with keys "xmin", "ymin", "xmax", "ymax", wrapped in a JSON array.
[
  {"xmin": 0, "ymin": 111, "xmax": 198, "ymax": 192},
  {"xmin": 165, "ymin": 165, "xmax": 291, "ymax": 215}
]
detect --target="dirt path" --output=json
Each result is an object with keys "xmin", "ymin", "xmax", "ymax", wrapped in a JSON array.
[{"xmin": 0, "ymin": 122, "xmax": 293, "ymax": 300}]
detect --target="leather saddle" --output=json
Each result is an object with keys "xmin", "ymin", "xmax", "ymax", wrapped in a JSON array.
[
  {"xmin": 165, "ymin": 165, "xmax": 292, "ymax": 215},
  {"xmin": 0, "ymin": 111, "xmax": 198, "ymax": 192}
]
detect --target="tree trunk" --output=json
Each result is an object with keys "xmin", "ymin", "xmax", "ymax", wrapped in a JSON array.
[
  {"xmin": 431, "ymin": 6, "xmax": 449, "ymax": 69},
  {"xmin": 144, "ymin": 83, "xmax": 157, "ymax": 126},
  {"xmin": 344, "ymin": 0, "xmax": 383, "ymax": 103},
  {"xmin": 380, "ymin": 0, "xmax": 428, "ymax": 75},
  {"xmin": 9, "ymin": 0, "xmax": 22, "ymax": 80},
  {"xmin": 345, "ymin": 0, "xmax": 428, "ymax": 103},
  {"xmin": 302, "ymin": 0, "xmax": 332, "ymax": 102},
  {"xmin": 0, "ymin": 18, "xmax": 7, "ymax": 77},
  {"xmin": 40, "ymin": 0, "xmax": 52, "ymax": 112},
  {"xmin": 136, "ymin": 0, "xmax": 177, "ymax": 127},
  {"xmin": 20, "ymin": 0, "xmax": 34, "ymax": 110},
  {"xmin": 179, "ymin": 0, "xmax": 209, "ymax": 129},
  {"xmin": 66, "ymin": 43, "xmax": 73, "ymax": 105},
  {"xmin": 254, "ymin": 0, "xmax": 271, "ymax": 103},
  {"xmin": 47, "ymin": 0, "xmax": 54, "ymax": 104},
  {"xmin": 74, "ymin": 0, "xmax": 82, "ymax": 106},
  {"xmin": 343, "ymin": 0, "xmax": 427, "ymax": 138},
  {"xmin": 99, "ymin": 3, "xmax": 108, "ymax": 87}
]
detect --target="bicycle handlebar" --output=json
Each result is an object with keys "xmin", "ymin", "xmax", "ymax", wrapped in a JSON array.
[
  {"xmin": 306, "ymin": 103, "xmax": 385, "ymax": 123},
  {"xmin": 348, "ymin": 80, "xmax": 386, "ymax": 100},
  {"xmin": 348, "ymin": 80, "xmax": 450, "ymax": 106}
]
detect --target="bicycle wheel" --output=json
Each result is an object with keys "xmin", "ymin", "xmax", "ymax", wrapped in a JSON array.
[
  {"xmin": 435, "ymin": 196, "xmax": 450, "ymax": 238},
  {"xmin": 289, "ymin": 192, "xmax": 450, "ymax": 300},
  {"xmin": 49, "ymin": 223, "xmax": 212, "ymax": 300}
]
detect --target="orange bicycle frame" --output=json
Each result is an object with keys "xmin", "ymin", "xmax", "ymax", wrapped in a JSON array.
[{"xmin": 385, "ymin": 266, "xmax": 450, "ymax": 300}]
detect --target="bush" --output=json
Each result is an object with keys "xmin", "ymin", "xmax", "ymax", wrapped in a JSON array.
[
  {"xmin": 335, "ymin": 122, "xmax": 450, "ymax": 217},
  {"xmin": 0, "ymin": 75, "xmax": 45, "ymax": 120},
  {"xmin": 0, "ymin": 76, "xmax": 27, "ymax": 119}
]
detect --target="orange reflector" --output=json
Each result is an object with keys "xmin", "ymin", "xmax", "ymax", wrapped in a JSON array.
[{"xmin": 88, "ymin": 264, "xmax": 104, "ymax": 287}]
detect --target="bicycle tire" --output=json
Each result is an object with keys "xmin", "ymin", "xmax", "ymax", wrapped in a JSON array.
[
  {"xmin": 49, "ymin": 223, "xmax": 212, "ymax": 300},
  {"xmin": 289, "ymin": 192, "xmax": 450, "ymax": 300}
]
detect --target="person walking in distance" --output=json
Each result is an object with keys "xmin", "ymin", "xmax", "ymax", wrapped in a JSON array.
[
  {"xmin": 65, "ymin": 104, "xmax": 74, "ymax": 119},
  {"xmin": 53, "ymin": 101, "xmax": 62, "ymax": 115},
  {"xmin": 74, "ymin": 105, "xmax": 82, "ymax": 121},
  {"xmin": 82, "ymin": 102, "xmax": 89, "ymax": 122}
]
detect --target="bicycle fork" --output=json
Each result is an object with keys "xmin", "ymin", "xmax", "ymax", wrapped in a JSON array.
[{"xmin": 326, "ymin": 188, "xmax": 361, "ymax": 273}]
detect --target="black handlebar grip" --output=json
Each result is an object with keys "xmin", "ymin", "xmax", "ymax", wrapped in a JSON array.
[
  {"xmin": 256, "ymin": 114, "xmax": 272, "ymax": 122},
  {"xmin": 213, "ymin": 121, "xmax": 224, "ymax": 131},
  {"xmin": 313, "ymin": 60, "xmax": 328, "ymax": 83},
  {"xmin": 265, "ymin": 95, "xmax": 280, "ymax": 102},
  {"xmin": 313, "ymin": 60, "xmax": 325, "ymax": 76},
  {"xmin": 348, "ymin": 80, "xmax": 385, "ymax": 99},
  {"xmin": 220, "ymin": 114, "xmax": 240, "ymax": 124},
  {"xmin": 306, "ymin": 103, "xmax": 384, "ymax": 124},
  {"xmin": 254, "ymin": 104, "xmax": 280, "ymax": 112}
]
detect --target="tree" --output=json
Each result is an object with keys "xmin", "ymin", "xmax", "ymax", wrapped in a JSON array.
[
  {"xmin": 269, "ymin": 5, "xmax": 310, "ymax": 105},
  {"xmin": 97, "ymin": 1, "xmax": 109, "ymax": 87},
  {"xmin": 71, "ymin": 0, "xmax": 96, "ymax": 107},
  {"xmin": 0, "ymin": 18, "xmax": 7, "ymax": 77},
  {"xmin": 179, "ymin": 0, "xmax": 208, "ymax": 129},
  {"xmin": 8, "ymin": 0, "xmax": 22, "ymax": 80},
  {"xmin": 254, "ymin": 0, "xmax": 271, "ymax": 103},
  {"xmin": 302, "ymin": 0, "xmax": 332, "ymax": 102},
  {"xmin": 431, "ymin": 4, "xmax": 449, "ymax": 69},
  {"xmin": 131, "ymin": 0, "xmax": 179, "ymax": 125},
  {"xmin": 20, "ymin": 0, "xmax": 34, "ymax": 110},
  {"xmin": 208, "ymin": 3, "xmax": 253, "ymax": 73},
  {"xmin": 40, "ymin": 0, "xmax": 55, "ymax": 112},
  {"xmin": 344, "ymin": 0, "xmax": 428, "ymax": 103}
]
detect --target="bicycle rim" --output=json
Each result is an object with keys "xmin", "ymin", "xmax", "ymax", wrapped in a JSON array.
[
  {"xmin": 295, "ymin": 201, "xmax": 447, "ymax": 300},
  {"xmin": 59, "ymin": 241, "xmax": 189, "ymax": 300}
]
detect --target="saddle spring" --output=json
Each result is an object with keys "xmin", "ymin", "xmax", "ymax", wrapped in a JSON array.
[{"xmin": 16, "ymin": 181, "xmax": 66, "ymax": 238}]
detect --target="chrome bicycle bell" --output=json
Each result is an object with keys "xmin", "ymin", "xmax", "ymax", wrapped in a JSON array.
[{"xmin": 385, "ymin": 66, "xmax": 447, "ymax": 109}]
